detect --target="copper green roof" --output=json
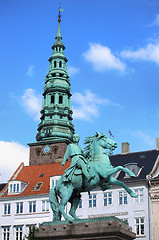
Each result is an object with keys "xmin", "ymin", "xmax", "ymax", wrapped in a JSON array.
[{"xmin": 35, "ymin": 16, "xmax": 74, "ymax": 144}]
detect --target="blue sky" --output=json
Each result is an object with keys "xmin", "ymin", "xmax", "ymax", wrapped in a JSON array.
[{"xmin": 1, "ymin": 0, "xmax": 159, "ymax": 182}]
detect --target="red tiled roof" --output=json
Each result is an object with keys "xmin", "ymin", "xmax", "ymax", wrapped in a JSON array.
[
  {"xmin": 1, "ymin": 161, "xmax": 71, "ymax": 198},
  {"xmin": 0, "ymin": 162, "xmax": 24, "ymax": 194}
]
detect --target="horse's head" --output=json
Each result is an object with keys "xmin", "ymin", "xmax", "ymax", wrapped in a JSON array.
[
  {"xmin": 95, "ymin": 132, "xmax": 117, "ymax": 153},
  {"xmin": 84, "ymin": 132, "xmax": 117, "ymax": 160}
]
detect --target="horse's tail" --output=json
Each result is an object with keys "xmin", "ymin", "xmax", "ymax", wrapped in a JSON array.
[{"xmin": 49, "ymin": 186, "xmax": 61, "ymax": 221}]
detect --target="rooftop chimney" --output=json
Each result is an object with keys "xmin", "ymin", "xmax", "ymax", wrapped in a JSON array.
[
  {"xmin": 156, "ymin": 138, "xmax": 159, "ymax": 150},
  {"xmin": 122, "ymin": 142, "xmax": 130, "ymax": 154}
]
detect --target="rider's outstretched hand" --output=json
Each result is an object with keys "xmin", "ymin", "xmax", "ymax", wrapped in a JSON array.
[{"xmin": 61, "ymin": 161, "xmax": 65, "ymax": 169}]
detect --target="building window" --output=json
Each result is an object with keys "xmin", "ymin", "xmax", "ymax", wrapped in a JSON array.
[
  {"xmin": 135, "ymin": 218, "xmax": 145, "ymax": 236},
  {"xmin": 39, "ymin": 173, "xmax": 44, "ymax": 177},
  {"xmin": 53, "ymin": 146, "xmax": 58, "ymax": 155},
  {"xmin": 9, "ymin": 183, "xmax": 20, "ymax": 193},
  {"xmin": 3, "ymin": 203, "xmax": 11, "ymax": 215},
  {"xmin": 54, "ymin": 61, "xmax": 56, "ymax": 68},
  {"xmin": 89, "ymin": 194, "xmax": 96, "ymax": 208},
  {"xmin": 50, "ymin": 176, "xmax": 60, "ymax": 189},
  {"xmin": 42, "ymin": 200, "xmax": 49, "ymax": 212},
  {"xmin": 78, "ymin": 199, "xmax": 82, "ymax": 209},
  {"xmin": 59, "ymin": 95, "xmax": 63, "ymax": 104},
  {"xmin": 59, "ymin": 61, "xmax": 62, "ymax": 68},
  {"xmin": 15, "ymin": 226, "xmax": 23, "ymax": 240},
  {"xmin": 118, "ymin": 191, "xmax": 127, "ymax": 205},
  {"xmin": 124, "ymin": 163, "xmax": 143, "ymax": 178},
  {"xmin": 51, "ymin": 95, "xmax": 55, "ymax": 104},
  {"xmin": 134, "ymin": 189, "xmax": 144, "ymax": 203},
  {"xmin": 26, "ymin": 225, "xmax": 37, "ymax": 236},
  {"xmin": 104, "ymin": 192, "xmax": 112, "ymax": 206},
  {"xmin": 29, "ymin": 201, "xmax": 36, "ymax": 213},
  {"xmin": 33, "ymin": 182, "xmax": 43, "ymax": 191},
  {"xmin": 51, "ymin": 179, "xmax": 59, "ymax": 188},
  {"xmin": 2, "ymin": 226, "xmax": 10, "ymax": 240},
  {"xmin": 16, "ymin": 202, "xmax": 23, "ymax": 214}
]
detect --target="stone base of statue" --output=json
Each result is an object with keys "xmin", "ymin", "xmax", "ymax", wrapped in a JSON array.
[{"xmin": 35, "ymin": 217, "xmax": 136, "ymax": 240}]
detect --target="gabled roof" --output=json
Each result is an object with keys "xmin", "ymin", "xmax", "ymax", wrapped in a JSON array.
[
  {"xmin": 110, "ymin": 149, "xmax": 159, "ymax": 181},
  {"xmin": 1, "ymin": 161, "xmax": 70, "ymax": 198}
]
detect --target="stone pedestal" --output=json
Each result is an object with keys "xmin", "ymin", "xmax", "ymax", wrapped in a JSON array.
[{"xmin": 35, "ymin": 217, "xmax": 136, "ymax": 240}]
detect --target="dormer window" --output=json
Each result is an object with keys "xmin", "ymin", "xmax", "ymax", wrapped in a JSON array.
[
  {"xmin": 50, "ymin": 176, "xmax": 60, "ymax": 189},
  {"xmin": 124, "ymin": 163, "xmax": 143, "ymax": 178},
  {"xmin": 8, "ymin": 180, "xmax": 27, "ymax": 195},
  {"xmin": 11, "ymin": 183, "xmax": 19, "ymax": 193},
  {"xmin": 9, "ymin": 181, "xmax": 20, "ymax": 194}
]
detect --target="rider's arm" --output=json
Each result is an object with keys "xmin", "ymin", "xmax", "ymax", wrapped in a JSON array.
[{"xmin": 61, "ymin": 145, "xmax": 70, "ymax": 166}]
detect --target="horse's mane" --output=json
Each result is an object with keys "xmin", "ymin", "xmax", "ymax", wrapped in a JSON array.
[{"xmin": 84, "ymin": 133, "xmax": 105, "ymax": 160}]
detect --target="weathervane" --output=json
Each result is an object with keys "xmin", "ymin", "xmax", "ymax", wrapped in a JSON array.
[
  {"xmin": 109, "ymin": 130, "xmax": 114, "ymax": 139},
  {"xmin": 58, "ymin": 2, "xmax": 64, "ymax": 22}
]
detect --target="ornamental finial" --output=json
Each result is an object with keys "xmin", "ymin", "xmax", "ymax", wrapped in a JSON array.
[
  {"xmin": 109, "ymin": 130, "xmax": 114, "ymax": 138},
  {"xmin": 58, "ymin": 2, "xmax": 64, "ymax": 22}
]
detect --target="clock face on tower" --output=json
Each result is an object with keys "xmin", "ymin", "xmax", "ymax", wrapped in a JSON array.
[{"xmin": 42, "ymin": 145, "xmax": 51, "ymax": 155}]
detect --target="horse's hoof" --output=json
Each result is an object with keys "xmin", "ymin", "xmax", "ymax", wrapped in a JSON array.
[
  {"xmin": 130, "ymin": 173, "xmax": 136, "ymax": 178},
  {"xmin": 106, "ymin": 185, "xmax": 112, "ymax": 190},
  {"xmin": 69, "ymin": 219, "xmax": 73, "ymax": 223},
  {"xmin": 130, "ymin": 192, "xmax": 137, "ymax": 198}
]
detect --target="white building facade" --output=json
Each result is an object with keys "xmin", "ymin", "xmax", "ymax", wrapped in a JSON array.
[{"xmin": 0, "ymin": 172, "xmax": 151, "ymax": 240}]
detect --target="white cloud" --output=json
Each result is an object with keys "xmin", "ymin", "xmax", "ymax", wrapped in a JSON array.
[
  {"xmin": 68, "ymin": 66, "xmax": 80, "ymax": 76},
  {"xmin": 83, "ymin": 43, "xmax": 126, "ymax": 72},
  {"xmin": 0, "ymin": 141, "xmax": 29, "ymax": 183},
  {"xmin": 21, "ymin": 88, "xmax": 41, "ymax": 121},
  {"xmin": 72, "ymin": 89, "xmax": 121, "ymax": 121},
  {"xmin": 124, "ymin": 129, "xmax": 155, "ymax": 148},
  {"xmin": 120, "ymin": 42, "xmax": 159, "ymax": 64},
  {"xmin": 135, "ymin": 130, "xmax": 155, "ymax": 147},
  {"xmin": 150, "ymin": 14, "xmax": 159, "ymax": 26},
  {"xmin": 26, "ymin": 65, "xmax": 35, "ymax": 77}
]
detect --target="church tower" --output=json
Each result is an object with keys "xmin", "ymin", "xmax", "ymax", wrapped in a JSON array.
[{"xmin": 28, "ymin": 9, "xmax": 75, "ymax": 165}]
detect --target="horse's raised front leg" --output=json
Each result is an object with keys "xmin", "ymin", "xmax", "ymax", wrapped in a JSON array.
[
  {"xmin": 108, "ymin": 166, "xmax": 136, "ymax": 178},
  {"xmin": 58, "ymin": 185, "xmax": 74, "ymax": 222},
  {"xmin": 108, "ymin": 176, "xmax": 137, "ymax": 198},
  {"xmin": 69, "ymin": 191, "xmax": 81, "ymax": 220},
  {"xmin": 93, "ymin": 164, "xmax": 135, "ymax": 181},
  {"xmin": 116, "ymin": 166, "xmax": 136, "ymax": 178},
  {"xmin": 99, "ymin": 181, "xmax": 112, "ymax": 191}
]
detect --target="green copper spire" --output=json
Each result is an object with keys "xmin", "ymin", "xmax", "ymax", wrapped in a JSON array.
[
  {"xmin": 55, "ymin": 3, "xmax": 64, "ymax": 41},
  {"xmin": 56, "ymin": 21, "xmax": 62, "ymax": 41},
  {"xmin": 36, "ymin": 11, "xmax": 75, "ymax": 143}
]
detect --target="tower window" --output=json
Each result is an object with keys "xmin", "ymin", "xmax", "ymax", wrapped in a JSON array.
[
  {"xmin": 51, "ymin": 95, "xmax": 55, "ymax": 104},
  {"xmin": 53, "ymin": 147, "xmax": 58, "ymax": 154},
  {"xmin": 59, "ymin": 95, "xmax": 63, "ymax": 104},
  {"xmin": 54, "ymin": 61, "xmax": 57, "ymax": 68},
  {"xmin": 59, "ymin": 61, "xmax": 62, "ymax": 68}
]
